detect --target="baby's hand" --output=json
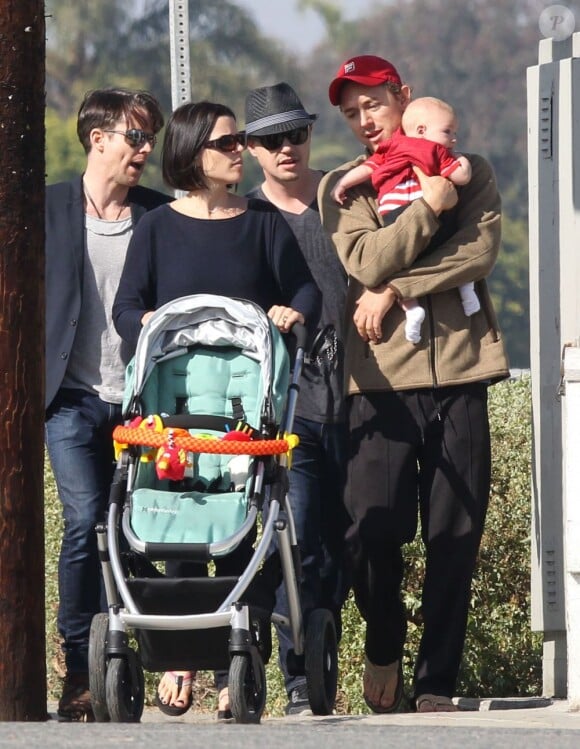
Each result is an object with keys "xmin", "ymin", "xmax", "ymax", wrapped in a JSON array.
[{"xmin": 331, "ymin": 182, "xmax": 348, "ymax": 205}]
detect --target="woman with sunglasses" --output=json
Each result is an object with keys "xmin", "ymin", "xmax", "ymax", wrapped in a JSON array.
[
  {"xmin": 113, "ymin": 100, "xmax": 319, "ymax": 348},
  {"xmin": 112, "ymin": 100, "xmax": 321, "ymax": 719}
]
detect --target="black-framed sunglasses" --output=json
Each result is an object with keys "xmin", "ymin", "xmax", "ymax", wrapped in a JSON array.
[
  {"xmin": 103, "ymin": 129, "xmax": 157, "ymax": 147},
  {"xmin": 249, "ymin": 126, "xmax": 310, "ymax": 151},
  {"xmin": 204, "ymin": 133, "xmax": 247, "ymax": 152}
]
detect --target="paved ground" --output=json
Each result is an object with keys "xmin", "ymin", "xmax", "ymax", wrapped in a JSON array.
[{"xmin": 0, "ymin": 698, "xmax": 578, "ymax": 748}]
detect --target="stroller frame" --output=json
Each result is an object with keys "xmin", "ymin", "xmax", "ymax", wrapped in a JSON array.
[{"xmin": 89, "ymin": 295, "xmax": 338, "ymax": 723}]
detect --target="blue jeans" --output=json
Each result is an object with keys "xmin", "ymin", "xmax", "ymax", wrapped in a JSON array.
[
  {"xmin": 275, "ymin": 416, "xmax": 350, "ymax": 693},
  {"xmin": 45, "ymin": 388, "xmax": 122, "ymax": 674}
]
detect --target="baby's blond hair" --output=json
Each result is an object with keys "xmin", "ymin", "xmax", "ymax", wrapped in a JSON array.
[{"xmin": 402, "ymin": 96, "xmax": 456, "ymax": 134}]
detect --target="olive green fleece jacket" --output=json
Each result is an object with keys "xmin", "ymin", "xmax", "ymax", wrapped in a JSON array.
[{"xmin": 318, "ymin": 152, "xmax": 510, "ymax": 394}]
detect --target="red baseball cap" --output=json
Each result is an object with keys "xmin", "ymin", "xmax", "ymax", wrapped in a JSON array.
[{"xmin": 328, "ymin": 55, "xmax": 402, "ymax": 106}]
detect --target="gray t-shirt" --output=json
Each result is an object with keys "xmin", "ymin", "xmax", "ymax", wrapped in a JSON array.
[
  {"xmin": 62, "ymin": 214, "xmax": 133, "ymax": 404},
  {"xmin": 248, "ymin": 184, "xmax": 347, "ymax": 423}
]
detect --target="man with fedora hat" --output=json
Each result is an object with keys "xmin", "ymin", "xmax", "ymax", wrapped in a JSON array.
[
  {"xmin": 318, "ymin": 55, "xmax": 510, "ymax": 714},
  {"xmin": 245, "ymin": 82, "xmax": 350, "ymax": 716}
]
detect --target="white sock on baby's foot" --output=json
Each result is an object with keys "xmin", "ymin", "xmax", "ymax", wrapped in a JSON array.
[
  {"xmin": 461, "ymin": 294, "xmax": 481, "ymax": 316},
  {"xmin": 459, "ymin": 286, "xmax": 480, "ymax": 316},
  {"xmin": 404, "ymin": 305, "xmax": 425, "ymax": 344}
]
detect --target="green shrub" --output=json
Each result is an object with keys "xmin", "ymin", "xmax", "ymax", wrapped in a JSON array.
[
  {"xmin": 45, "ymin": 376, "xmax": 540, "ymax": 711},
  {"xmin": 44, "ymin": 454, "xmax": 64, "ymax": 699},
  {"xmin": 460, "ymin": 376, "xmax": 541, "ymax": 696}
]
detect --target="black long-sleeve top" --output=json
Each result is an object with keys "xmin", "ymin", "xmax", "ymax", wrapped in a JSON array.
[{"xmin": 113, "ymin": 198, "xmax": 321, "ymax": 348}]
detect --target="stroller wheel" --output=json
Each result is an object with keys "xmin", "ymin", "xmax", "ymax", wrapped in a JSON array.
[
  {"xmin": 228, "ymin": 653, "xmax": 266, "ymax": 724},
  {"xmin": 88, "ymin": 613, "xmax": 110, "ymax": 722},
  {"xmin": 304, "ymin": 608, "xmax": 338, "ymax": 715},
  {"xmin": 105, "ymin": 653, "xmax": 145, "ymax": 723}
]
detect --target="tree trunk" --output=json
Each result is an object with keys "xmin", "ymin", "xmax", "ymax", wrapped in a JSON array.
[{"xmin": 0, "ymin": 0, "xmax": 47, "ymax": 721}]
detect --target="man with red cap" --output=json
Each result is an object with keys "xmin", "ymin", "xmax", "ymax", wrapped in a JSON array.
[{"xmin": 318, "ymin": 56, "xmax": 510, "ymax": 713}]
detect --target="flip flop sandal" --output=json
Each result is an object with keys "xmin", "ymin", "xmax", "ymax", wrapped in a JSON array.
[
  {"xmin": 363, "ymin": 658, "xmax": 405, "ymax": 714},
  {"xmin": 155, "ymin": 671, "xmax": 194, "ymax": 716},
  {"xmin": 415, "ymin": 693, "xmax": 458, "ymax": 713}
]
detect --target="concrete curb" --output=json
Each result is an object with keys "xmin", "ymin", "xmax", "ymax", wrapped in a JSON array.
[
  {"xmin": 44, "ymin": 697, "xmax": 580, "ymax": 729},
  {"xmin": 455, "ymin": 696, "xmax": 554, "ymax": 711}
]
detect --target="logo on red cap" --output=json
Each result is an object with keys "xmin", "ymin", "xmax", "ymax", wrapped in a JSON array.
[{"xmin": 328, "ymin": 55, "xmax": 402, "ymax": 106}]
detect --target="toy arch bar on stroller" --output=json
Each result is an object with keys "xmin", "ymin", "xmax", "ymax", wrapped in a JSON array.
[{"xmin": 90, "ymin": 294, "xmax": 339, "ymax": 724}]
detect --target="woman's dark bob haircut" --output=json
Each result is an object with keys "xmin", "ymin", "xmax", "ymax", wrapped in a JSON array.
[{"xmin": 162, "ymin": 101, "xmax": 237, "ymax": 192}]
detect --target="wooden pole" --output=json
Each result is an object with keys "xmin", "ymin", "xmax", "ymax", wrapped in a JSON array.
[{"xmin": 0, "ymin": 0, "xmax": 47, "ymax": 721}]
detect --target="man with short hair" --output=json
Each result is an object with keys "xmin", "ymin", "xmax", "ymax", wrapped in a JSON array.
[
  {"xmin": 244, "ymin": 82, "xmax": 349, "ymax": 715},
  {"xmin": 45, "ymin": 88, "xmax": 171, "ymax": 721},
  {"xmin": 318, "ymin": 55, "xmax": 510, "ymax": 713}
]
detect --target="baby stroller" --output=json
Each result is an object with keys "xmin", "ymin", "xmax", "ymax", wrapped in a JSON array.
[{"xmin": 88, "ymin": 294, "xmax": 338, "ymax": 723}]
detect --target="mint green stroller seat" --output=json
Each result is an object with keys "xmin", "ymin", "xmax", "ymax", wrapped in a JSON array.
[{"xmin": 129, "ymin": 346, "xmax": 264, "ymax": 546}]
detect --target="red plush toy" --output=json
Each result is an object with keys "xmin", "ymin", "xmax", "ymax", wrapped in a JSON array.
[{"xmin": 155, "ymin": 429, "xmax": 191, "ymax": 480}]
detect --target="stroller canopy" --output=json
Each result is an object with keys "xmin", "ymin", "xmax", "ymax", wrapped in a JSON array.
[{"xmin": 127, "ymin": 294, "xmax": 287, "ymax": 423}]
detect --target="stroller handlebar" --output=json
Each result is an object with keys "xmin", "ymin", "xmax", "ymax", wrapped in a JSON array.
[{"xmin": 288, "ymin": 321, "xmax": 308, "ymax": 352}]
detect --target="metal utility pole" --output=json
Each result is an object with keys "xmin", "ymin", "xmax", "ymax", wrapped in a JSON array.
[
  {"xmin": 169, "ymin": 0, "xmax": 192, "ymax": 110},
  {"xmin": 0, "ymin": 0, "xmax": 47, "ymax": 721},
  {"xmin": 169, "ymin": 0, "xmax": 192, "ymax": 199},
  {"xmin": 528, "ymin": 30, "xmax": 580, "ymax": 698}
]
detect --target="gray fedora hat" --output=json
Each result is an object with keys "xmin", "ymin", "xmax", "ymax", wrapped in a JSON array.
[{"xmin": 244, "ymin": 82, "xmax": 317, "ymax": 136}]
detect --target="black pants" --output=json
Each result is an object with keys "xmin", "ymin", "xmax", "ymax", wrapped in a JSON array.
[{"xmin": 345, "ymin": 384, "xmax": 490, "ymax": 699}]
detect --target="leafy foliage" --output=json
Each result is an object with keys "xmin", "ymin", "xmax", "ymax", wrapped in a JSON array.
[
  {"xmin": 45, "ymin": 0, "xmax": 298, "ymax": 122},
  {"xmin": 45, "ymin": 378, "xmax": 539, "ymax": 711},
  {"xmin": 45, "ymin": 1, "xmax": 136, "ymax": 115},
  {"xmin": 489, "ymin": 216, "xmax": 531, "ymax": 369},
  {"xmin": 44, "ymin": 110, "xmax": 87, "ymax": 185},
  {"xmin": 44, "ymin": 453, "xmax": 64, "ymax": 697},
  {"xmin": 464, "ymin": 375, "xmax": 540, "ymax": 696}
]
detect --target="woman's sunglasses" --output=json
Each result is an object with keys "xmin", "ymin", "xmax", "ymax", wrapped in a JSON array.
[
  {"xmin": 249, "ymin": 126, "xmax": 310, "ymax": 151},
  {"xmin": 204, "ymin": 133, "xmax": 247, "ymax": 152}
]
